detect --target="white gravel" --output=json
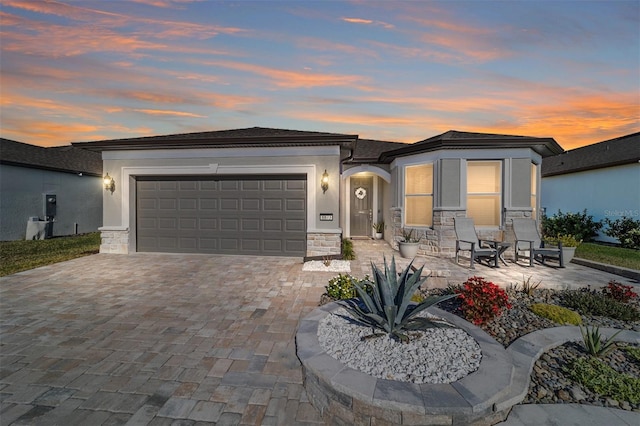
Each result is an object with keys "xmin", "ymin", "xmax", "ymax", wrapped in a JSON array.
[
  {"xmin": 302, "ymin": 260, "xmax": 351, "ymax": 272},
  {"xmin": 318, "ymin": 307, "xmax": 482, "ymax": 384}
]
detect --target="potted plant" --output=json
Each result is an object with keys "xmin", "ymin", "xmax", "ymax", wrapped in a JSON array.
[
  {"xmin": 398, "ymin": 228, "xmax": 420, "ymax": 258},
  {"xmin": 548, "ymin": 234, "xmax": 581, "ymax": 264},
  {"xmin": 372, "ymin": 221, "xmax": 385, "ymax": 239}
]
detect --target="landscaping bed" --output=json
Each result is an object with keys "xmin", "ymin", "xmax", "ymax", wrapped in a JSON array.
[{"xmin": 320, "ymin": 272, "xmax": 640, "ymax": 413}]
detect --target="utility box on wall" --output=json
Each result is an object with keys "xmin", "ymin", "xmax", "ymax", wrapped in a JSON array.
[{"xmin": 44, "ymin": 194, "xmax": 56, "ymax": 238}]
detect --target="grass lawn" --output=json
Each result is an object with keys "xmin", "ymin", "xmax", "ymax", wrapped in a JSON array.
[
  {"xmin": 0, "ymin": 233, "xmax": 101, "ymax": 277},
  {"xmin": 576, "ymin": 242, "xmax": 640, "ymax": 271}
]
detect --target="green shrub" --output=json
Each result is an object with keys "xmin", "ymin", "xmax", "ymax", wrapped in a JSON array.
[
  {"xmin": 340, "ymin": 256, "xmax": 458, "ymax": 342},
  {"xmin": 530, "ymin": 303, "xmax": 582, "ymax": 325},
  {"xmin": 545, "ymin": 234, "xmax": 582, "ymax": 248},
  {"xmin": 342, "ymin": 238, "xmax": 355, "ymax": 260},
  {"xmin": 542, "ymin": 209, "xmax": 602, "ymax": 242},
  {"xmin": 565, "ymin": 356, "xmax": 640, "ymax": 404},
  {"xmin": 326, "ymin": 274, "xmax": 369, "ymax": 300},
  {"xmin": 604, "ymin": 216, "xmax": 640, "ymax": 249},
  {"xmin": 626, "ymin": 346, "xmax": 640, "ymax": 363},
  {"xmin": 560, "ymin": 290, "xmax": 640, "ymax": 321}
]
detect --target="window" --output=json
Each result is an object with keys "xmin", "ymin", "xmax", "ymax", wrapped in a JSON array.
[
  {"xmin": 531, "ymin": 163, "xmax": 537, "ymax": 220},
  {"xmin": 467, "ymin": 161, "xmax": 501, "ymax": 226},
  {"xmin": 405, "ymin": 164, "xmax": 433, "ymax": 226}
]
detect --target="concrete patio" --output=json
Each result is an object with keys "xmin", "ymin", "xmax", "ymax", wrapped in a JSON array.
[{"xmin": 0, "ymin": 239, "xmax": 637, "ymax": 425}]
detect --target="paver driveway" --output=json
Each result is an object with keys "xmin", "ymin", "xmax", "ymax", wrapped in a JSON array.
[
  {"xmin": 1, "ymin": 253, "xmax": 328, "ymax": 425},
  {"xmin": 1, "ymin": 240, "xmax": 634, "ymax": 425}
]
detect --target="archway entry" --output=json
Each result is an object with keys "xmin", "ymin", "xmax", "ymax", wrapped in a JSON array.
[{"xmin": 349, "ymin": 175, "xmax": 372, "ymax": 237}]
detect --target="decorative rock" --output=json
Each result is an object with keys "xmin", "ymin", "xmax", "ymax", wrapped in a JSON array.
[
  {"xmin": 569, "ymin": 386, "xmax": 587, "ymax": 401},
  {"xmin": 557, "ymin": 389, "xmax": 571, "ymax": 401}
]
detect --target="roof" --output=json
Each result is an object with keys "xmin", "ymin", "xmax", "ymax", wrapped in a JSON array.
[
  {"xmin": 350, "ymin": 138, "xmax": 409, "ymax": 163},
  {"xmin": 379, "ymin": 130, "xmax": 564, "ymax": 162},
  {"xmin": 542, "ymin": 132, "xmax": 640, "ymax": 177},
  {"xmin": 0, "ymin": 138, "xmax": 103, "ymax": 176},
  {"xmin": 72, "ymin": 127, "xmax": 358, "ymax": 151}
]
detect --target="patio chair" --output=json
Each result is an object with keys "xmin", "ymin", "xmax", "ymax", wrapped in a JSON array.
[
  {"xmin": 512, "ymin": 218, "xmax": 564, "ymax": 268},
  {"xmin": 454, "ymin": 217, "xmax": 498, "ymax": 269}
]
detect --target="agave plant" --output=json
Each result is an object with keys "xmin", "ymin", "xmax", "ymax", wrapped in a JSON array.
[
  {"xmin": 340, "ymin": 256, "xmax": 459, "ymax": 342},
  {"xmin": 579, "ymin": 325, "xmax": 622, "ymax": 357}
]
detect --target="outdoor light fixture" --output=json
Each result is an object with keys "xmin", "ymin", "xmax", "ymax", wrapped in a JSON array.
[
  {"xmin": 103, "ymin": 173, "xmax": 115, "ymax": 192},
  {"xmin": 321, "ymin": 169, "xmax": 329, "ymax": 193}
]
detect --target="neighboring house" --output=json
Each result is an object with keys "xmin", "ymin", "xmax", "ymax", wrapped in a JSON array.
[
  {"xmin": 72, "ymin": 127, "xmax": 563, "ymax": 258},
  {"xmin": 541, "ymin": 132, "xmax": 640, "ymax": 243},
  {"xmin": 0, "ymin": 138, "xmax": 103, "ymax": 241}
]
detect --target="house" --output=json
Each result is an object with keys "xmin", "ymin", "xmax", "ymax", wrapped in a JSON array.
[
  {"xmin": 0, "ymin": 138, "xmax": 103, "ymax": 240},
  {"xmin": 72, "ymin": 127, "xmax": 564, "ymax": 258},
  {"xmin": 541, "ymin": 132, "xmax": 640, "ymax": 243}
]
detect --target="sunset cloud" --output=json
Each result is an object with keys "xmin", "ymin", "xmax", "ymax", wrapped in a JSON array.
[
  {"xmin": 342, "ymin": 17, "xmax": 394, "ymax": 29},
  {"xmin": 0, "ymin": 1, "xmax": 636, "ymax": 149}
]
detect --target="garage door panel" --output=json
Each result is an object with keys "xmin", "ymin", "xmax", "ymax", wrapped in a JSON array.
[
  {"xmin": 286, "ymin": 219, "xmax": 305, "ymax": 232},
  {"xmin": 159, "ymin": 199, "xmax": 177, "ymax": 210},
  {"xmin": 263, "ymin": 219, "xmax": 283, "ymax": 232},
  {"xmin": 221, "ymin": 218, "xmax": 238, "ymax": 231},
  {"xmin": 200, "ymin": 198, "xmax": 218, "ymax": 210},
  {"xmin": 200, "ymin": 218, "xmax": 217, "ymax": 230},
  {"xmin": 241, "ymin": 218, "xmax": 260, "ymax": 231},
  {"xmin": 179, "ymin": 218, "xmax": 197, "ymax": 229},
  {"xmin": 264, "ymin": 199, "xmax": 283, "ymax": 211},
  {"xmin": 242, "ymin": 199, "xmax": 260, "ymax": 210},
  {"xmin": 137, "ymin": 176, "xmax": 306, "ymax": 255},
  {"xmin": 221, "ymin": 199, "xmax": 239, "ymax": 211},
  {"xmin": 286, "ymin": 199, "xmax": 305, "ymax": 211}
]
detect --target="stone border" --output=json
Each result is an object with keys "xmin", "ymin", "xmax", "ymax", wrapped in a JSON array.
[{"xmin": 296, "ymin": 303, "xmax": 515, "ymax": 425}]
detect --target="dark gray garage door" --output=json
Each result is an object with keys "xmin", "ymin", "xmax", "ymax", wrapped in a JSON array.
[{"xmin": 136, "ymin": 175, "xmax": 306, "ymax": 256}]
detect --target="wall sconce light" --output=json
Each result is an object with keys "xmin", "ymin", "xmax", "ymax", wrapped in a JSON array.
[
  {"xmin": 103, "ymin": 173, "xmax": 115, "ymax": 192},
  {"xmin": 321, "ymin": 169, "xmax": 329, "ymax": 193}
]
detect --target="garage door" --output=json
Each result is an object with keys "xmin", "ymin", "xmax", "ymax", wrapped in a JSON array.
[{"xmin": 136, "ymin": 175, "xmax": 306, "ymax": 256}]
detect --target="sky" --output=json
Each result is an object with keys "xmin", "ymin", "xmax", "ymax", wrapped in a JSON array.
[{"xmin": 1, "ymin": 0, "xmax": 638, "ymax": 151}]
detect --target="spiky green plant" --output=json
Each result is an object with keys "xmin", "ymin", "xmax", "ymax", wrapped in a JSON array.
[
  {"xmin": 579, "ymin": 325, "xmax": 622, "ymax": 357},
  {"xmin": 340, "ymin": 256, "xmax": 459, "ymax": 342}
]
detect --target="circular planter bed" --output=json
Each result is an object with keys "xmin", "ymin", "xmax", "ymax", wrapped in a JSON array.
[{"xmin": 296, "ymin": 302, "xmax": 515, "ymax": 426}]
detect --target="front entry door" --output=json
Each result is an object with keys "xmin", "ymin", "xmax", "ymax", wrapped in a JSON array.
[{"xmin": 350, "ymin": 176, "xmax": 372, "ymax": 237}]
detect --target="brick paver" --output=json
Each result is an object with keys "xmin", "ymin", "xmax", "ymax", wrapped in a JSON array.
[{"xmin": 1, "ymin": 240, "xmax": 634, "ymax": 425}]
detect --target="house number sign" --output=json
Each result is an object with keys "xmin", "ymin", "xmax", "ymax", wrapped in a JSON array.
[{"xmin": 355, "ymin": 187, "xmax": 367, "ymax": 199}]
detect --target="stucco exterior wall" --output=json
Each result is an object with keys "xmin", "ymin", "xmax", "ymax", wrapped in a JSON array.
[
  {"xmin": 99, "ymin": 146, "xmax": 343, "ymax": 254},
  {"xmin": 542, "ymin": 163, "xmax": 640, "ymax": 243},
  {"xmin": 0, "ymin": 164, "xmax": 102, "ymax": 240}
]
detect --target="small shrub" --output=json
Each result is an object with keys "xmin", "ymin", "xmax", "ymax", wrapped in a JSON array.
[
  {"xmin": 456, "ymin": 276, "xmax": 511, "ymax": 326},
  {"xmin": 530, "ymin": 303, "xmax": 582, "ymax": 325},
  {"xmin": 342, "ymin": 238, "xmax": 355, "ymax": 260},
  {"xmin": 604, "ymin": 216, "xmax": 640, "ymax": 249},
  {"xmin": 626, "ymin": 346, "xmax": 640, "ymax": 363},
  {"xmin": 565, "ymin": 356, "xmax": 640, "ymax": 404},
  {"xmin": 560, "ymin": 290, "xmax": 640, "ymax": 321},
  {"xmin": 340, "ymin": 256, "xmax": 458, "ymax": 342},
  {"xmin": 602, "ymin": 280, "xmax": 638, "ymax": 303},
  {"xmin": 542, "ymin": 209, "xmax": 602, "ymax": 242},
  {"xmin": 515, "ymin": 275, "xmax": 542, "ymax": 296},
  {"xmin": 326, "ymin": 274, "xmax": 369, "ymax": 300},
  {"xmin": 579, "ymin": 325, "xmax": 622, "ymax": 357},
  {"xmin": 400, "ymin": 228, "xmax": 420, "ymax": 243},
  {"xmin": 546, "ymin": 234, "xmax": 581, "ymax": 248}
]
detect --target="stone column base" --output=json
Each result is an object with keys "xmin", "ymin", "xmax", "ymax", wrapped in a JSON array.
[{"xmin": 99, "ymin": 227, "xmax": 129, "ymax": 254}]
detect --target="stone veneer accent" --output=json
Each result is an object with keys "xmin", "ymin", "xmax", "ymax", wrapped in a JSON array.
[
  {"xmin": 390, "ymin": 208, "xmax": 534, "ymax": 260},
  {"xmin": 307, "ymin": 232, "xmax": 342, "ymax": 257},
  {"xmin": 99, "ymin": 227, "xmax": 129, "ymax": 254},
  {"xmin": 297, "ymin": 302, "xmax": 514, "ymax": 426}
]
